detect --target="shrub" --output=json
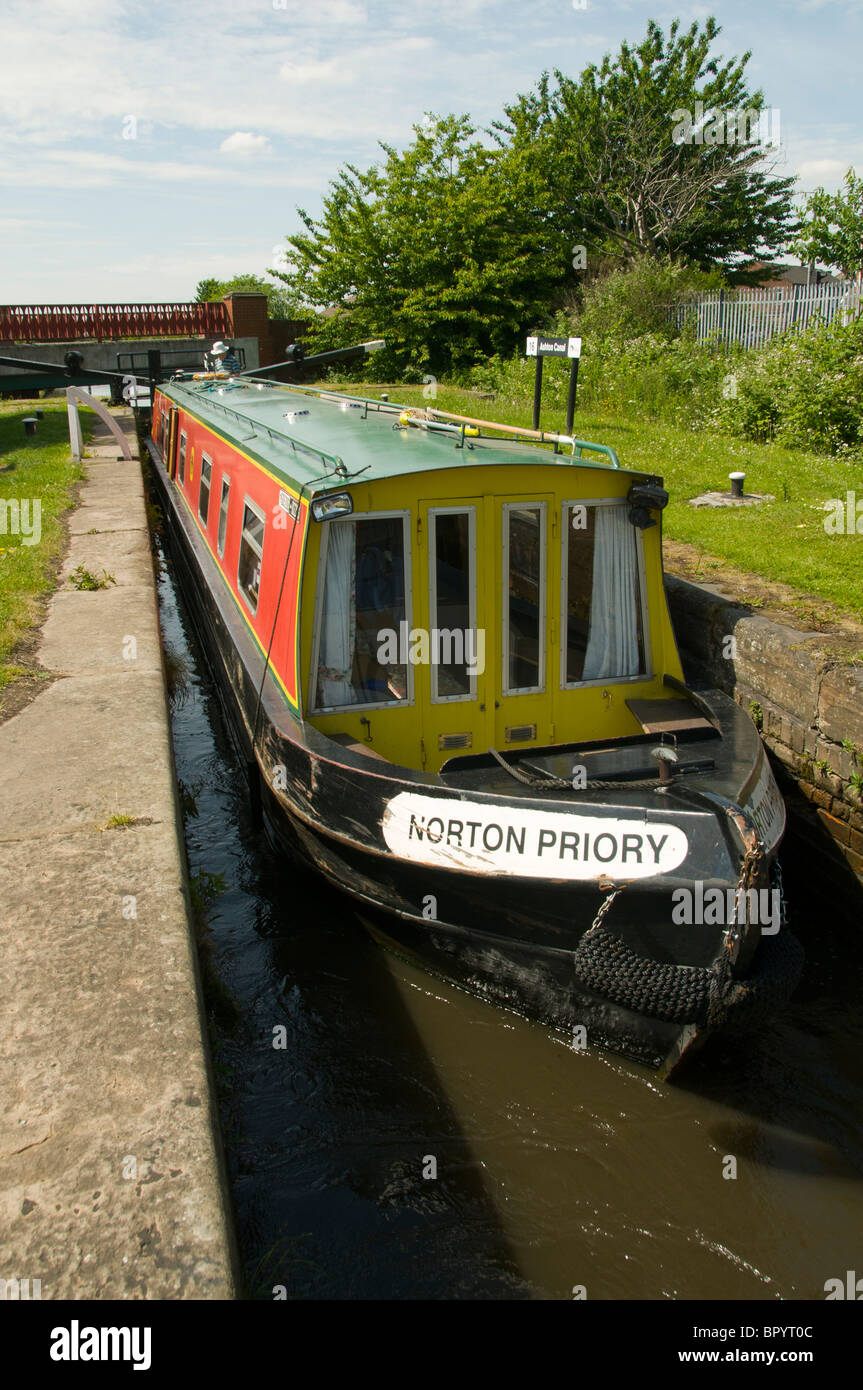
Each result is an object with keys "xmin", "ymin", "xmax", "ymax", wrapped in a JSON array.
[
  {"xmin": 711, "ymin": 313, "xmax": 863, "ymax": 455},
  {"xmin": 552, "ymin": 255, "xmax": 726, "ymax": 344}
]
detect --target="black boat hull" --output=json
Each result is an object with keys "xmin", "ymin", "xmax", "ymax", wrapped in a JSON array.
[{"xmin": 148, "ymin": 442, "xmax": 800, "ymax": 1076}]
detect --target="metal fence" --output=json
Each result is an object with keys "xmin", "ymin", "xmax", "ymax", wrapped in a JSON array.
[
  {"xmin": 0, "ymin": 302, "xmax": 229, "ymax": 343},
  {"xmin": 669, "ymin": 280, "xmax": 862, "ymax": 349}
]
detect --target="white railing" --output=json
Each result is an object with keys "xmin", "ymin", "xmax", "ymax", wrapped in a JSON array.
[{"xmin": 669, "ymin": 279, "xmax": 862, "ymax": 348}]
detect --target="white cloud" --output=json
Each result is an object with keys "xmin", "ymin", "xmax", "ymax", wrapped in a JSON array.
[
  {"xmin": 796, "ymin": 158, "xmax": 850, "ymax": 182},
  {"xmin": 0, "ymin": 0, "xmax": 861, "ymax": 298},
  {"xmin": 278, "ymin": 57, "xmax": 346, "ymax": 85},
  {"xmin": 0, "ymin": 146, "xmax": 322, "ymax": 190},
  {"xmin": 220, "ymin": 132, "xmax": 273, "ymax": 156}
]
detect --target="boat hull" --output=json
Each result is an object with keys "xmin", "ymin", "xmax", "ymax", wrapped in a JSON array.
[{"xmin": 148, "ymin": 441, "xmax": 800, "ymax": 1077}]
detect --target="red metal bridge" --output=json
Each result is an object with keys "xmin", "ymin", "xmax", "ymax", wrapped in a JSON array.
[{"xmin": 0, "ymin": 302, "xmax": 229, "ymax": 343}]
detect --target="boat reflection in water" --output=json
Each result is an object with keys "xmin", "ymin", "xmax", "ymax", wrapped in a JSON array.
[{"xmin": 147, "ymin": 353, "xmax": 803, "ymax": 1077}]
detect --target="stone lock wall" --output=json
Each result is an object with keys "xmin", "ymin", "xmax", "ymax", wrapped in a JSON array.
[{"xmin": 665, "ymin": 574, "xmax": 863, "ymax": 904}]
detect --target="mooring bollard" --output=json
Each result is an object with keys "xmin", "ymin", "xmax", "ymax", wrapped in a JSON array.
[
  {"xmin": 23, "ymin": 417, "xmax": 38, "ymax": 437},
  {"xmin": 729, "ymin": 471, "xmax": 745, "ymax": 498},
  {"xmin": 34, "ymin": 409, "xmax": 44, "ymax": 420}
]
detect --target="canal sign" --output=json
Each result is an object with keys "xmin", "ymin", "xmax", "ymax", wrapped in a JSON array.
[
  {"xmin": 525, "ymin": 336, "xmax": 583, "ymax": 432},
  {"xmin": 526, "ymin": 335, "xmax": 582, "ymax": 359}
]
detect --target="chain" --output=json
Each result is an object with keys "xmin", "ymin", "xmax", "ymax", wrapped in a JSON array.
[
  {"xmin": 587, "ymin": 886, "xmax": 623, "ymax": 935},
  {"xmin": 724, "ymin": 836, "xmax": 766, "ymax": 960},
  {"xmin": 772, "ymin": 856, "xmax": 787, "ymax": 930}
]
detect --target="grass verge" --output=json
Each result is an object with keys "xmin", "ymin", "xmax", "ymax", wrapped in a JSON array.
[
  {"xmin": 331, "ymin": 382, "xmax": 863, "ymax": 624},
  {"xmin": 0, "ymin": 401, "xmax": 89, "ymax": 689}
]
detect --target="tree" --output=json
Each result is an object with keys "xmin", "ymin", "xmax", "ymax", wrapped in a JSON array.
[
  {"xmin": 495, "ymin": 17, "xmax": 797, "ymax": 279},
  {"xmin": 794, "ymin": 169, "xmax": 863, "ymax": 279},
  {"xmin": 271, "ymin": 115, "xmax": 568, "ymax": 375},
  {"xmin": 193, "ymin": 277, "xmax": 222, "ymax": 304},
  {"xmin": 270, "ymin": 17, "xmax": 798, "ymax": 374},
  {"xmin": 193, "ymin": 273, "xmax": 304, "ymax": 320}
]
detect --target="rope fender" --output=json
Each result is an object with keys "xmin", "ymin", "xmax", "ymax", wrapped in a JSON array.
[{"xmin": 573, "ymin": 926, "xmax": 804, "ymax": 1028}]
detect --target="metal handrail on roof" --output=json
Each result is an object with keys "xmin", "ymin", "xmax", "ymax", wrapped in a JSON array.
[
  {"xmin": 168, "ymin": 377, "xmax": 351, "ymax": 479},
  {"xmin": 238, "ymin": 377, "xmax": 621, "ymax": 468}
]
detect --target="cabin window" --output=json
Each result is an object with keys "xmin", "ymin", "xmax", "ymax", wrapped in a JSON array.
[
  {"xmin": 429, "ymin": 507, "xmax": 476, "ymax": 702},
  {"xmin": 238, "ymin": 498, "xmax": 265, "ymax": 615},
  {"xmin": 178, "ymin": 431, "xmax": 187, "ymax": 485},
  {"xmin": 217, "ymin": 476, "xmax": 230, "ymax": 557},
  {"xmin": 503, "ymin": 503, "xmax": 546, "ymax": 694},
  {"xmin": 562, "ymin": 501, "xmax": 646, "ymax": 685},
  {"xmin": 198, "ymin": 455, "xmax": 213, "ymax": 527},
  {"xmin": 313, "ymin": 512, "xmax": 410, "ymax": 711}
]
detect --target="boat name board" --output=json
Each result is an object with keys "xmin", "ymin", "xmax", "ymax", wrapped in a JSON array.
[
  {"xmin": 744, "ymin": 756, "xmax": 785, "ymax": 851},
  {"xmin": 381, "ymin": 792, "xmax": 688, "ymax": 881}
]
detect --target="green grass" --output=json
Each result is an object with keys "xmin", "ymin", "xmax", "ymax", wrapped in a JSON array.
[
  {"xmin": 351, "ymin": 383, "xmax": 863, "ymax": 624},
  {"xmin": 0, "ymin": 402, "xmax": 89, "ymax": 686}
]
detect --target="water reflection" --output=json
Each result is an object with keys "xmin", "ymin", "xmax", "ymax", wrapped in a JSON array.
[{"xmin": 157, "ymin": 541, "xmax": 863, "ymax": 1302}]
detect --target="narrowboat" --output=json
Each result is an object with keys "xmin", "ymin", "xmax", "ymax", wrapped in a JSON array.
[{"xmin": 146, "ymin": 360, "xmax": 803, "ymax": 1077}]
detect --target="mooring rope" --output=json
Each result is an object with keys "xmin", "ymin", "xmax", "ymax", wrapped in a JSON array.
[{"xmin": 487, "ymin": 746, "xmax": 662, "ymax": 793}]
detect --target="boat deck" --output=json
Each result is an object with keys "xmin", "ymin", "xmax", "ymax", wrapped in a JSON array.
[{"xmin": 163, "ymin": 377, "xmax": 644, "ymax": 494}]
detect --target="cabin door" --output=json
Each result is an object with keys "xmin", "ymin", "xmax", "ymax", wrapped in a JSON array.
[
  {"xmin": 417, "ymin": 498, "xmax": 492, "ymax": 768},
  {"xmin": 492, "ymin": 495, "xmax": 557, "ymax": 753}
]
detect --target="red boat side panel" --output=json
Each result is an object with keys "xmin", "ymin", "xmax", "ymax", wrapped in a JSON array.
[{"xmin": 152, "ymin": 389, "xmax": 308, "ymax": 714}]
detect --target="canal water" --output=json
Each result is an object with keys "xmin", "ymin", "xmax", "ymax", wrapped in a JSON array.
[{"xmin": 156, "ymin": 542, "xmax": 863, "ymax": 1302}]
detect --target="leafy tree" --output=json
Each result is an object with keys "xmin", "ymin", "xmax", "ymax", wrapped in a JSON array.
[
  {"xmin": 555, "ymin": 255, "xmax": 726, "ymax": 342},
  {"xmin": 193, "ymin": 273, "xmax": 304, "ymax": 320},
  {"xmin": 794, "ymin": 168, "xmax": 863, "ymax": 279},
  {"xmin": 193, "ymin": 277, "xmax": 222, "ymax": 304},
  {"xmin": 271, "ymin": 17, "xmax": 797, "ymax": 373},
  {"xmin": 495, "ymin": 17, "xmax": 797, "ymax": 279},
  {"xmin": 271, "ymin": 115, "xmax": 568, "ymax": 376}
]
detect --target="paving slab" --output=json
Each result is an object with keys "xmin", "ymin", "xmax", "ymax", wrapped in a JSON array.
[
  {"xmin": 68, "ymin": 504, "xmax": 148, "ymax": 536},
  {"xmin": 40, "ymin": 590, "xmax": 164, "ymax": 675},
  {"xmin": 59, "ymin": 528, "xmax": 156, "ymax": 588}
]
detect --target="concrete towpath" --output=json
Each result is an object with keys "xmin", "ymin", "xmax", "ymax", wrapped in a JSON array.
[{"xmin": 0, "ymin": 409, "xmax": 236, "ymax": 1299}]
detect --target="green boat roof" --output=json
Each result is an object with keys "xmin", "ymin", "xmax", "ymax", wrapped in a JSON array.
[{"xmin": 161, "ymin": 376, "xmax": 643, "ymax": 496}]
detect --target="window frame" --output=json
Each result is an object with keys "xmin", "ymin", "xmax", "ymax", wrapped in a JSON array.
[
  {"xmin": 237, "ymin": 494, "xmax": 266, "ymax": 617},
  {"xmin": 198, "ymin": 454, "xmax": 213, "ymax": 527},
  {"xmin": 178, "ymin": 431, "xmax": 187, "ymax": 485},
  {"xmin": 217, "ymin": 474, "xmax": 231, "ymax": 558},
  {"xmin": 428, "ymin": 505, "xmax": 478, "ymax": 705},
  {"xmin": 501, "ymin": 500, "xmax": 547, "ymax": 697},
  {"xmin": 309, "ymin": 508, "xmax": 414, "ymax": 715},
  {"xmin": 559, "ymin": 497, "xmax": 652, "ymax": 690}
]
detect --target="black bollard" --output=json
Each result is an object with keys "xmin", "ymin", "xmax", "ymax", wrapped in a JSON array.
[
  {"xmin": 729, "ymin": 471, "xmax": 745, "ymax": 498},
  {"xmin": 23, "ymin": 417, "xmax": 37, "ymax": 437}
]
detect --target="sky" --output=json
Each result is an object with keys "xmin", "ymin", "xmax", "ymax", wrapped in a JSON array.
[{"xmin": 1, "ymin": 0, "xmax": 861, "ymax": 303}]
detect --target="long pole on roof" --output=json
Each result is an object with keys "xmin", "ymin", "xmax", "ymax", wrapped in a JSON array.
[{"xmin": 235, "ymin": 340, "xmax": 385, "ymax": 379}]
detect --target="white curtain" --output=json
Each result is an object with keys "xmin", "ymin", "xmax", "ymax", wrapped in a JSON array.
[
  {"xmin": 317, "ymin": 522, "xmax": 356, "ymax": 707},
  {"xmin": 582, "ymin": 505, "xmax": 640, "ymax": 680}
]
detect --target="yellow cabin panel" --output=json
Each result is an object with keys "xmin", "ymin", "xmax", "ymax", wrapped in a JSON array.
[{"xmin": 300, "ymin": 463, "xmax": 683, "ymax": 773}]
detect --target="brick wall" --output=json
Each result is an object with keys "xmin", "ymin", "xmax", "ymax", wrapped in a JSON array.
[{"xmin": 665, "ymin": 574, "xmax": 863, "ymax": 907}]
